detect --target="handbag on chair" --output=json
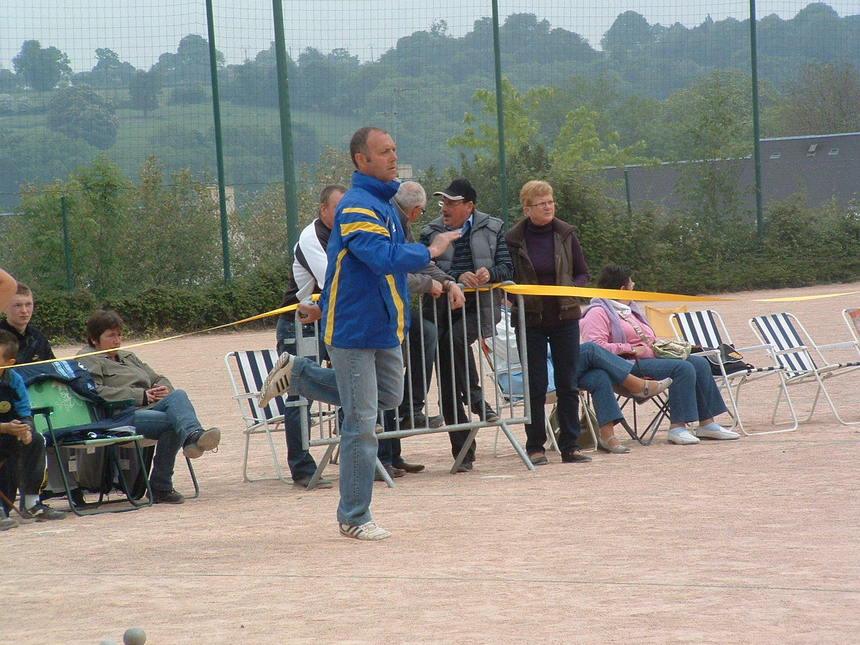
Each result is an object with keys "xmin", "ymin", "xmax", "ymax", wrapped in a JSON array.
[{"xmin": 621, "ymin": 313, "xmax": 692, "ymax": 360}]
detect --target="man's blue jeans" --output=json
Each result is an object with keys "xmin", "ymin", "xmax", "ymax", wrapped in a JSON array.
[
  {"xmin": 631, "ymin": 355, "xmax": 728, "ymax": 424},
  {"xmin": 325, "ymin": 345, "xmax": 403, "ymax": 527},
  {"xmin": 132, "ymin": 389, "xmax": 202, "ymax": 491},
  {"xmin": 276, "ymin": 316, "xmax": 323, "ymax": 481}
]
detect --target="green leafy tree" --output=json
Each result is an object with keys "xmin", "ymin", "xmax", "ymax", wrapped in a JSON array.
[
  {"xmin": 151, "ymin": 34, "xmax": 223, "ymax": 86},
  {"xmin": 12, "ymin": 40, "xmax": 72, "ymax": 91},
  {"xmin": 449, "ymin": 78, "xmax": 648, "ymax": 173},
  {"xmin": 229, "ymin": 146, "xmax": 353, "ymax": 274},
  {"xmin": 128, "ymin": 69, "xmax": 161, "ymax": 116},
  {"xmin": 550, "ymin": 107, "xmax": 648, "ymax": 172},
  {"xmin": 126, "ymin": 157, "xmax": 223, "ymax": 288},
  {"xmin": 448, "ymin": 78, "xmax": 541, "ymax": 159},
  {"xmin": 77, "ymin": 48, "xmax": 137, "ymax": 88},
  {"xmin": 601, "ymin": 11, "xmax": 654, "ymax": 56},
  {"xmin": 6, "ymin": 157, "xmax": 130, "ymax": 295},
  {"xmin": 778, "ymin": 62, "xmax": 860, "ymax": 135},
  {"xmin": 47, "ymin": 85, "xmax": 119, "ymax": 149},
  {"xmin": 0, "ymin": 68, "xmax": 20, "ymax": 93},
  {"xmin": 666, "ymin": 70, "xmax": 755, "ymax": 233},
  {"xmin": 0, "ymin": 130, "xmax": 96, "ymax": 210}
]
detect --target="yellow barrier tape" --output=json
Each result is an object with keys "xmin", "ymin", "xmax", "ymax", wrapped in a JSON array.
[
  {"xmin": 16, "ymin": 299, "xmax": 308, "ymax": 368},
  {"xmin": 500, "ymin": 284, "xmax": 731, "ymax": 302},
  {"xmin": 16, "ymin": 285, "xmax": 858, "ymax": 369},
  {"xmin": 752, "ymin": 291, "xmax": 860, "ymax": 303}
]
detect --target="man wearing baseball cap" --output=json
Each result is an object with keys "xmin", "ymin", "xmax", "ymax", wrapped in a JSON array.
[{"xmin": 420, "ymin": 178, "xmax": 513, "ymax": 471}]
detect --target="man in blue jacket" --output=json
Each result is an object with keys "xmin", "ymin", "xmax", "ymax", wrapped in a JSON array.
[{"xmin": 321, "ymin": 127, "xmax": 458, "ymax": 540}]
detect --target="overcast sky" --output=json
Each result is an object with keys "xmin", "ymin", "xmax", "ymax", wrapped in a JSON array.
[{"xmin": 1, "ymin": 1, "xmax": 855, "ymax": 72}]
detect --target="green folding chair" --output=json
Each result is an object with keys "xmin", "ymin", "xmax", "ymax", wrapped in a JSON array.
[{"xmin": 28, "ymin": 379, "xmax": 153, "ymax": 516}]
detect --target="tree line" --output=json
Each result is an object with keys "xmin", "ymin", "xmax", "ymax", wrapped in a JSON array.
[{"xmin": 0, "ymin": 4, "xmax": 857, "ymax": 209}]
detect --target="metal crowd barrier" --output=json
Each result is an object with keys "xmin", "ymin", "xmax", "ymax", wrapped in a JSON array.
[{"xmin": 294, "ymin": 283, "xmax": 537, "ymax": 486}]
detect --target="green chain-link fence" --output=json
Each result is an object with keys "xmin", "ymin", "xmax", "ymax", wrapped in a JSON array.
[{"xmin": 0, "ymin": 1, "xmax": 858, "ymax": 295}]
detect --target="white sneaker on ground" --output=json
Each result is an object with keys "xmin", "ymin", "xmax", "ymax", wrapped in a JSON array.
[
  {"xmin": 667, "ymin": 427, "xmax": 700, "ymax": 445},
  {"xmin": 339, "ymin": 521, "xmax": 392, "ymax": 541},
  {"xmin": 694, "ymin": 423, "xmax": 741, "ymax": 440},
  {"xmin": 0, "ymin": 516, "xmax": 18, "ymax": 531},
  {"xmin": 260, "ymin": 351, "xmax": 295, "ymax": 408}
]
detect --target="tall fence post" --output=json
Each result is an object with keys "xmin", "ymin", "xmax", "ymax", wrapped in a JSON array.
[
  {"xmin": 749, "ymin": 0, "xmax": 764, "ymax": 240},
  {"xmin": 272, "ymin": 0, "xmax": 300, "ymax": 257},
  {"xmin": 491, "ymin": 0, "xmax": 509, "ymax": 226},
  {"xmin": 623, "ymin": 168, "xmax": 633, "ymax": 219},
  {"xmin": 60, "ymin": 196, "xmax": 73, "ymax": 290},
  {"xmin": 205, "ymin": 0, "xmax": 232, "ymax": 283}
]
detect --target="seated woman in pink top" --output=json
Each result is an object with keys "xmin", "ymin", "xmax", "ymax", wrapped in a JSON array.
[{"xmin": 580, "ymin": 265, "xmax": 739, "ymax": 445}]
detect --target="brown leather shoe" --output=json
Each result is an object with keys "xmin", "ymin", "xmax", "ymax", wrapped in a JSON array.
[
  {"xmin": 375, "ymin": 466, "xmax": 405, "ymax": 481},
  {"xmin": 561, "ymin": 450, "xmax": 592, "ymax": 464},
  {"xmin": 394, "ymin": 461, "xmax": 425, "ymax": 473}
]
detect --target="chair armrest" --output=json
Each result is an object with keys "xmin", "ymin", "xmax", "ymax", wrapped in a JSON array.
[
  {"xmin": 232, "ymin": 392, "xmax": 262, "ymax": 401},
  {"xmin": 691, "ymin": 348, "xmax": 720, "ymax": 357},
  {"xmin": 773, "ymin": 346, "xmax": 808, "ymax": 356},
  {"xmin": 816, "ymin": 341, "xmax": 858, "ymax": 350},
  {"xmin": 735, "ymin": 343, "xmax": 772, "ymax": 353},
  {"xmin": 31, "ymin": 405, "xmax": 53, "ymax": 415}
]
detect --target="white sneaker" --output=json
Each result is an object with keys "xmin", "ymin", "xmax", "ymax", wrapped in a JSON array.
[
  {"xmin": 339, "ymin": 521, "xmax": 392, "ymax": 541},
  {"xmin": 260, "ymin": 352, "xmax": 295, "ymax": 408},
  {"xmin": 667, "ymin": 427, "xmax": 700, "ymax": 445},
  {"xmin": 694, "ymin": 424, "xmax": 741, "ymax": 440}
]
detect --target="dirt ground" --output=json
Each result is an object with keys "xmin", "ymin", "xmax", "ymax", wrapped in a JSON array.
[{"xmin": 5, "ymin": 281, "xmax": 860, "ymax": 645}]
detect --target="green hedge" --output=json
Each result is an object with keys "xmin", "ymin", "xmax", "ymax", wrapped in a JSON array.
[
  {"xmin": 29, "ymin": 258, "xmax": 288, "ymax": 344},
  {"xmin": 24, "ymin": 193, "xmax": 860, "ymax": 346}
]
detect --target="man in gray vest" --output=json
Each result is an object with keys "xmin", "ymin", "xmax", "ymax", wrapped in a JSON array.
[{"xmin": 420, "ymin": 178, "xmax": 513, "ymax": 471}]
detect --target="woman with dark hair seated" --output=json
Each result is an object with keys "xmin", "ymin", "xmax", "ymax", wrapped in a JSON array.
[
  {"xmin": 581, "ymin": 265, "xmax": 740, "ymax": 446},
  {"xmin": 77, "ymin": 310, "xmax": 220, "ymax": 503}
]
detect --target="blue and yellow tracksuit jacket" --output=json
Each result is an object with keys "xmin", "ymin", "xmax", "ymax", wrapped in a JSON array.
[{"xmin": 321, "ymin": 171, "xmax": 431, "ymax": 349}]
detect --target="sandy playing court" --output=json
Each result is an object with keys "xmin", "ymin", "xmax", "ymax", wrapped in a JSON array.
[{"xmin": 5, "ymin": 281, "xmax": 860, "ymax": 644}]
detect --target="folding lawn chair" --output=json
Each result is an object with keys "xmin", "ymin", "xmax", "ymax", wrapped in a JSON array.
[
  {"xmin": 611, "ymin": 383, "xmax": 671, "ymax": 445},
  {"xmin": 225, "ymin": 349, "xmax": 342, "ymax": 487},
  {"xmin": 842, "ymin": 308, "xmax": 860, "ymax": 353},
  {"xmin": 479, "ymin": 338, "xmax": 563, "ymax": 456},
  {"xmin": 672, "ymin": 309, "xmax": 796, "ymax": 434},
  {"xmin": 750, "ymin": 312, "xmax": 860, "ymax": 426},
  {"xmin": 27, "ymin": 377, "xmax": 153, "ymax": 516}
]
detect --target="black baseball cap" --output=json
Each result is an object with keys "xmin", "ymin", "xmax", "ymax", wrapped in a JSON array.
[{"xmin": 434, "ymin": 178, "xmax": 477, "ymax": 204}]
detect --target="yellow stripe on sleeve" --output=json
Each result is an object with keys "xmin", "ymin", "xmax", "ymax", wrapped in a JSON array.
[
  {"xmin": 385, "ymin": 275, "xmax": 407, "ymax": 343},
  {"xmin": 340, "ymin": 221, "xmax": 391, "ymax": 238},
  {"xmin": 324, "ymin": 249, "xmax": 349, "ymax": 346},
  {"xmin": 342, "ymin": 207, "xmax": 382, "ymax": 222}
]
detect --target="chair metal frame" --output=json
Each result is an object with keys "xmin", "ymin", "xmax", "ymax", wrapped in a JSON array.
[
  {"xmin": 672, "ymin": 309, "xmax": 797, "ymax": 434},
  {"xmin": 749, "ymin": 312, "xmax": 860, "ymax": 427},
  {"xmin": 613, "ymin": 385, "xmax": 671, "ymax": 445}
]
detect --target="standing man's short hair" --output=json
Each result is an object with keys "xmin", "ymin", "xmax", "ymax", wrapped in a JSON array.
[
  {"xmin": 349, "ymin": 126, "xmax": 389, "ymax": 168},
  {"xmin": 15, "ymin": 283, "xmax": 32, "ymax": 297},
  {"xmin": 394, "ymin": 181, "xmax": 426, "ymax": 212},
  {"xmin": 320, "ymin": 184, "xmax": 348, "ymax": 206}
]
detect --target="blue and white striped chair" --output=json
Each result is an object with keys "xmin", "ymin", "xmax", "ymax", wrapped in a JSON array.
[
  {"xmin": 749, "ymin": 312, "xmax": 860, "ymax": 427},
  {"xmin": 672, "ymin": 309, "xmax": 795, "ymax": 434}
]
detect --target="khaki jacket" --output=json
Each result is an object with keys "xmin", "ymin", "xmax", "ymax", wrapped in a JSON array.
[{"xmin": 76, "ymin": 348, "xmax": 173, "ymax": 407}]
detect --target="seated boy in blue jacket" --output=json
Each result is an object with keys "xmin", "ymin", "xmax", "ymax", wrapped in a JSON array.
[{"xmin": 0, "ymin": 330, "xmax": 66, "ymax": 529}]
